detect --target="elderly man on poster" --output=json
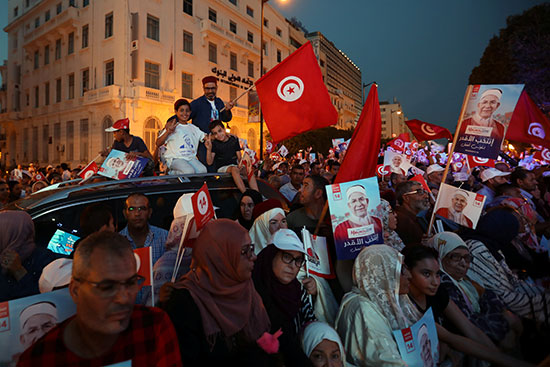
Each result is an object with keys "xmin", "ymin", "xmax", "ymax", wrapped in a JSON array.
[
  {"xmin": 334, "ymin": 185, "xmax": 383, "ymax": 245},
  {"xmin": 435, "ymin": 189, "xmax": 474, "ymax": 228},
  {"xmin": 458, "ymin": 88, "xmax": 506, "ymax": 141},
  {"xmin": 384, "ymin": 154, "xmax": 407, "ymax": 175}
]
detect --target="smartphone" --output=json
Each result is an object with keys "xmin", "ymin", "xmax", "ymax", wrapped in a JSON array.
[{"xmin": 47, "ymin": 229, "xmax": 80, "ymax": 255}]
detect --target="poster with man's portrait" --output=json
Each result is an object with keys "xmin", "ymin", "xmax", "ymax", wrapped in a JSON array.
[
  {"xmin": 383, "ymin": 150, "xmax": 412, "ymax": 176},
  {"xmin": 434, "ymin": 183, "xmax": 486, "ymax": 229},
  {"xmin": 326, "ymin": 176, "xmax": 383, "ymax": 260},
  {"xmin": 455, "ymin": 84, "xmax": 524, "ymax": 159},
  {"xmin": 0, "ymin": 288, "xmax": 76, "ymax": 365},
  {"xmin": 393, "ymin": 308, "xmax": 439, "ymax": 367},
  {"xmin": 98, "ymin": 149, "xmax": 148, "ymax": 180}
]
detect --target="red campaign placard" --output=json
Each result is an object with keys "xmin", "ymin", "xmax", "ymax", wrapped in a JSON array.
[
  {"xmin": 0, "ymin": 301, "xmax": 10, "ymax": 333},
  {"xmin": 331, "ymin": 184, "xmax": 342, "ymax": 201},
  {"xmin": 401, "ymin": 327, "xmax": 415, "ymax": 353},
  {"xmin": 133, "ymin": 247, "xmax": 152, "ymax": 287},
  {"xmin": 192, "ymin": 183, "xmax": 215, "ymax": 231}
]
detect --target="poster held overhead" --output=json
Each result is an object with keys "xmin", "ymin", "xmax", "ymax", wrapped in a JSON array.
[
  {"xmin": 433, "ymin": 183, "xmax": 486, "ymax": 229},
  {"xmin": 98, "ymin": 149, "xmax": 148, "ymax": 180}
]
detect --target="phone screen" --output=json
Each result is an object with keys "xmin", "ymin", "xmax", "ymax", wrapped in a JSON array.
[{"xmin": 47, "ymin": 229, "xmax": 80, "ymax": 255}]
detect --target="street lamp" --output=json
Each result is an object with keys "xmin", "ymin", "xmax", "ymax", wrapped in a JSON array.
[{"xmin": 362, "ymin": 81, "xmax": 377, "ymax": 104}]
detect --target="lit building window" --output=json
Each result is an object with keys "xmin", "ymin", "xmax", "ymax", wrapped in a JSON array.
[
  {"xmin": 145, "ymin": 62, "xmax": 160, "ymax": 89},
  {"xmin": 147, "ymin": 15, "xmax": 160, "ymax": 41},
  {"xmin": 181, "ymin": 72, "xmax": 193, "ymax": 98}
]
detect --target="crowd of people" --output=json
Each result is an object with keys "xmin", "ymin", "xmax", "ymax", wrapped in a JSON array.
[{"xmin": 1, "ymin": 75, "xmax": 550, "ymax": 366}]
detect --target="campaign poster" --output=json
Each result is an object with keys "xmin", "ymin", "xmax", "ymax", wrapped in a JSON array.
[
  {"xmin": 326, "ymin": 177, "xmax": 383, "ymax": 260},
  {"xmin": 455, "ymin": 84, "xmax": 524, "ymax": 159},
  {"xmin": 248, "ymin": 89, "xmax": 260, "ymax": 123},
  {"xmin": 383, "ymin": 150, "xmax": 412, "ymax": 176},
  {"xmin": 332, "ymin": 138, "xmax": 345, "ymax": 148},
  {"xmin": 0, "ymin": 288, "xmax": 76, "ymax": 365},
  {"xmin": 98, "ymin": 149, "xmax": 148, "ymax": 180},
  {"xmin": 434, "ymin": 183, "xmax": 486, "ymax": 229},
  {"xmin": 278, "ymin": 145, "xmax": 289, "ymax": 158},
  {"xmin": 393, "ymin": 308, "xmax": 438, "ymax": 367},
  {"xmin": 47, "ymin": 229, "xmax": 80, "ymax": 256},
  {"xmin": 301, "ymin": 228, "xmax": 334, "ymax": 279}
]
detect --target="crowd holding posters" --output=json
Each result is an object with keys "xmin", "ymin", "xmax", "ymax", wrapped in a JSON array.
[
  {"xmin": 326, "ymin": 177, "xmax": 383, "ymax": 260},
  {"xmin": 0, "ymin": 288, "xmax": 76, "ymax": 365},
  {"xmin": 98, "ymin": 149, "xmax": 148, "ymax": 180},
  {"xmin": 454, "ymin": 84, "xmax": 524, "ymax": 159},
  {"xmin": 393, "ymin": 308, "xmax": 438, "ymax": 367},
  {"xmin": 434, "ymin": 183, "xmax": 486, "ymax": 229},
  {"xmin": 383, "ymin": 150, "xmax": 412, "ymax": 175}
]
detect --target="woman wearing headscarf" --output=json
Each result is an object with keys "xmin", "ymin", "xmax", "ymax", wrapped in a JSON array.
[
  {"xmin": 431, "ymin": 232, "xmax": 521, "ymax": 349},
  {"xmin": 252, "ymin": 229, "xmax": 317, "ymax": 367},
  {"xmin": 335, "ymin": 245, "xmax": 420, "ymax": 366},
  {"xmin": 301, "ymin": 321, "xmax": 348, "ymax": 367},
  {"xmin": 236, "ymin": 189, "xmax": 263, "ymax": 230},
  {"xmin": 462, "ymin": 208, "xmax": 550, "ymax": 322},
  {"xmin": 0, "ymin": 211, "xmax": 57, "ymax": 301},
  {"xmin": 162, "ymin": 219, "xmax": 272, "ymax": 366},
  {"xmin": 249, "ymin": 201, "xmax": 286, "ymax": 254},
  {"xmin": 372, "ymin": 199, "xmax": 405, "ymax": 252}
]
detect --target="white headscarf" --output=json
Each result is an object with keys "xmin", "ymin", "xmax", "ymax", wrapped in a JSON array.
[
  {"xmin": 249, "ymin": 208, "xmax": 285, "ymax": 254},
  {"xmin": 302, "ymin": 321, "xmax": 346, "ymax": 363}
]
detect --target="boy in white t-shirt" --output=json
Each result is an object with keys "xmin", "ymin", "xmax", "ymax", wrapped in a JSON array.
[{"xmin": 156, "ymin": 99, "xmax": 207, "ymax": 174}]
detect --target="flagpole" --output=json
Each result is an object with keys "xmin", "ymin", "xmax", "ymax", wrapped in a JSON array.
[
  {"xmin": 426, "ymin": 85, "xmax": 473, "ymax": 236},
  {"xmin": 219, "ymin": 84, "xmax": 255, "ymax": 114}
]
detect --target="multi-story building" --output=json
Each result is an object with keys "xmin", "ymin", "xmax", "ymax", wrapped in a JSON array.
[
  {"xmin": 380, "ymin": 99, "xmax": 409, "ymax": 139},
  {"xmin": 0, "ymin": 0, "xmax": 301, "ymax": 167},
  {"xmin": 306, "ymin": 31, "xmax": 361, "ymax": 130}
]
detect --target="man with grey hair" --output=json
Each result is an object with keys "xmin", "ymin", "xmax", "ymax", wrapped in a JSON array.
[
  {"xmin": 435, "ymin": 189, "xmax": 473, "ymax": 228},
  {"xmin": 18, "ymin": 231, "xmax": 182, "ymax": 366},
  {"xmin": 395, "ymin": 181, "xmax": 431, "ymax": 247}
]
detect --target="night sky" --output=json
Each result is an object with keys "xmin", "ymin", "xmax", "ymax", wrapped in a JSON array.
[
  {"xmin": 271, "ymin": 0, "xmax": 546, "ymax": 132},
  {"xmin": 0, "ymin": 1, "xmax": 545, "ymax": 133}
]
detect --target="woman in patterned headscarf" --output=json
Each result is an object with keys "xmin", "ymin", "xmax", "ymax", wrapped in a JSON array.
[{"xmin": 371, "ymin": 199, "xmax": 405, "ymax": 252}]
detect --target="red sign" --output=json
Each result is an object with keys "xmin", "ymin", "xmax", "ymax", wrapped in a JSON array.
[
  {"xmin": 0, "ymin": 302, "xmax": 10, "ymax": 332},
  {"xmin": 192, "ymin": 183, "xmax": 215, "ymax": 231},
  {"xmin": 79, "ymin": 161, "xmax": 98, "ymax": 180},
  {"xmin": 134, "ymin": 247, "xmax": 152, "ymax": 286},
  {"xmin": 376, "ymin": 164, "xmax": 391, "ymax": 177}
]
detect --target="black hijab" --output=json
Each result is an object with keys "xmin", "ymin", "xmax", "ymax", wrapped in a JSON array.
[{"xmin": 235, "ymin": 189, "xmax": 263, "ymax": 230}]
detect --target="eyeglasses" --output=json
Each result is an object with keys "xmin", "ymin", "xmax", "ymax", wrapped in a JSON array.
[
  {"xmin": 280, "ymin": 251, "xmax": 305, "ymax": 268},
  {"xmin": 448, "ymin": 253, "xmax": 473, "ymax": 264},
  {"xmin": 73, "ymin": 274, "xmax": 145, "ymax": 298},
  {"xmin": 403, "ymin": 189, "xmax": 429, "ymax": 196},
  {"xmin": 127, "ymin": 206, "xmax": 149, "ymax": 212},
  {"xmin": 241, "ymin": 244, "xmax": 255, "ymax": 257}
]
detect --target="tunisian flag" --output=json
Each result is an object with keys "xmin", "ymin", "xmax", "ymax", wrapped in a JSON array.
[
  {"xmin": 406, "ymin": 119, "xmax": 453, "ymax": 141},
  {"xmin": 334, "ymin": 85, "xmax": 381, "ymax": 183},
  {"xmin": 255, "ymin": 42, "xmax": 337, "ymax": 143},
  {"xmin": 466, "ymin": 155, "xmax": 495, "ymax": 170},
  {"xmin": 507, "ymin": 91, "xmax": 550, "ymax": 149}
]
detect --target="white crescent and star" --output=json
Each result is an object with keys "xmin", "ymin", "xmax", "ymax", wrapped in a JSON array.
[{"xmin": 277, "ymin": 76, "xmax": 304, "ymax": 102}]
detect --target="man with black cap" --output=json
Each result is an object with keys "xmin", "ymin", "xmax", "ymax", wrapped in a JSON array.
[
  {"xmin": 101, "ymin": 118, "xmax": 154, "ymax": 176},
  {"xmin": 190, "ymin": 76, "xmax": 234, "ymax": 168}
]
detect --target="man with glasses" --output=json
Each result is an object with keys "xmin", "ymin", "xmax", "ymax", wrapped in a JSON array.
[
  {"xmin": 395, "ymin": 181, "xmax": 431, "ymax": 247},
  {"xmin": 17, "ymin": 231, "xmax": 182, "ymax": 366},
  {"xmin": 119, "ymin": 193, "xmax": 168, "ymax": 265}
]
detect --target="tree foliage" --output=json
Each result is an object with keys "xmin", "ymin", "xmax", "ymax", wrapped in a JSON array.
[{"xmin": 469, "ymin": 4, "xmax": 550, "ymax": 112}]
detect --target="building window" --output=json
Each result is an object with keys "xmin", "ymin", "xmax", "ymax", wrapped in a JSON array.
[
  {"xmin": 247, "ymin": 31, "xmax": 253, "ymax": 43},
  {"xmin": 68, "ymin": 73, "xmax": 75, "ymax": 99},
  {"xmin": 34, "ymin": 51, "xmax": 39, "ymax": 69},
  {"xmin": 35, "ymin": 17, "xmax": 40, "ymax": 29},
  {"xmin": 262, "ymin": 41, "xmax": 267, "ymax": 56},
  {"xmin": 83, "ymin": 0, "xmax": 89, "ymax": 7},
  {"xmin": 25, "ymin": 0, "xmax": 30, "ymax": 8},
  {"xmin": 229, "ymin": 20, "xmax": 237, "ymax": 34},
  {"xmin": 289, "ymin": 37, "xmax": 301, "ymax": 49},
  {"xmin": 183, "ymin": 31, "xmax": 193, "ymax": 54},
  {"xmin": 44, "ymin": 45, "xmax": 49, "ymax": 65},
  {"xmin": 230, "ymin": 86, "xmax": 237, "ymax": 102},
  {"xmin": 82, "ymin": 25, "xmax": 89, "ymax": 48},
  {"xmin": 14, "ymin": 7, "xmax": 18, "ymax": 17},
  {"xmin": 54, "ymin": 122, "xmax": 61, "ymax": 162},
  {"xmin": 56, "ymin": 3, "xmax": 62, "ymax": 14},
  {"xmin": 42, "ymin": 125, "xmax": 49, "ymax": 162},
  {"xmin": 144, "ymin": 118, "xmax": 161, "ymax": 153},
  {"xmin": 105, "ymin": 12, "xmax": 113, "ymax": 38},
  {"xmin": 68, "ymin": 32, "xmax": 74, "ymax": 54},
  {"xmin": 208, "ymin": 42, "xmax": 217, "ymax": 63},
  {"xmin": 208, "ymin": 8, "xmax": 217, "ymax": 23},
  {"xmin": 56, "ymin": 78, "xmax": 61, "ymax": 102},
  {"xmin": 66, "ymin": 121, "xmax": 74, "ymax": 161},
  {"xmin": 182, "ymin": 72, "xmax": 193, "ymax": 98},
  {"xmin": 247, "ymin": 60, "xmax": 254, "ymax": 78},
  {"xmin": 32, "ymin": 127, "xmax": 38, "ymax": 162},
  {"xmin": 246, "ymin": 6, "xmax": 254, "ymax": 17},
  {"xmin": 45, "ymin": 10, "xmax": 50, "ymax": 21},
  {"xmin": 145, "ymin": 62, "xmax": 160, "ymax": 89},
  {"xmin": 229, "ymin": 0, "xmax": 237, "ymax": 5},
  {"xmin": 80, "ymin": 119, "xmax": 89, "ymax": 162},
  {"xmin": 277, "ymin": 49, "xmax": 282, "ymax": 63},
  {"xmin": 34, "ymin": 86, "xmax": 39, "ymax": 107},
  {"xmin": 45, "ymin": 82, "xmax": 50, "ymax": 105},
  {"xmin": 183, "ymin": 0, "xmax": 192, "ymax": 16},
  {"xmin": 55, "ymin": 39, "xmax": 61, "ymax": 60},
  {"xmin": 230, "ymin": 52, "xmax": 237, "ymax": 71},
  {"xmin": 147, "ymin": 14, "xmax": 160, "ymax": 41},
  {"xmin": 69, "ymin": 0, "xmax": 76, "ymax": 7},
  {"xmin": 105, "ymin": 60, "xmax": 114, "ymax": 86},
  {"xmin": 102, "ymin": 117, "xmax": 113, "ymax": 149},
  {"xmin": 319, "ymin": 60, "xmax": 325, "ymax": 67},
  {"xmin": 26, "ymin": 91, "xmax": 29, "ymax": 106},
  {"xmin": 263, "ymin": 18, "xmax": 268, "ymax": 27},
  {"xmin": 82, "ymin": 68, "xmax": 89, "ymax": 95}
]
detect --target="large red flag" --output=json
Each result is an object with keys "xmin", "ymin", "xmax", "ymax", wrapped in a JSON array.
[
  {"xmin": 507, "ymin": 91, "xmax": 550, "ymax": 149},
  {"xmin": 334, "ymin": 85, "xmax": 381, "ymax": 183},
  {"xmin": 406, "ymin": 119, "xmax": 453, "ymax": 141},
  {"xmin": 466, "ymin": 155, "xmax": 495, "ymax": 170},
  {"xmin": 255, "ymin": 42, "xmax": 337, "ymax": 143}
]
